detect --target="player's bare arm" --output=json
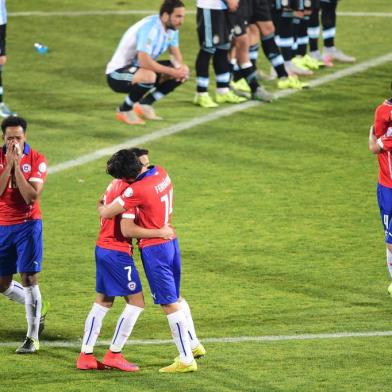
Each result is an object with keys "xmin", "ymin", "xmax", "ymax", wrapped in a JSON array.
[
  {"xmin": 369, "ymin": 125, "xmax": 382, "ymax": 154},
  {"xmin": 13, "ymin": 156, "xmax": 44, "ymax": 204},
  {"xmin": 121, "ymin": 219, "xmax": 174, "ymax": 240},
  {"xmin": 138, "ymin": 51, "xmax": 187, "ymax": 80},
  {"xmin": 0, "ymin": 141, "xmax": 15, "ymax": 196},
  {"xmin": 98, "ymin": 197, "xmax": 125, "ymax": 219}
]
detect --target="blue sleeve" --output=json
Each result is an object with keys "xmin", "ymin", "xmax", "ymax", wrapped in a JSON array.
[
  {"xmin": 136, "ymin": 21, "xmax": 157, "ymax": 55},
  {"xmin": 168, "ymin": 31, "xmax": 179, "ymax": 48}
]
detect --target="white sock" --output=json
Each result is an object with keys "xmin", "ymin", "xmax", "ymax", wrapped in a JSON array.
[
  {"xmin": 81, "ymin": 303, "xmax": 110, "ymax": 354},
  {"xmin": 180, "ymin": 299, "xmax": 200, "ymax": 349},
  {"xmin": 216, "ymin": 87, "xmax": 229, "ymax": 94},
  {"xmin": 167, "ymin": 310, "xmax": 193, "ymax": 364},
  {"xmin": 240, "ymin": 62, "xmax": 253, "ymax": 70},
  {"xmin": 386, "ymin": 248, "xmax": 392, "ymax": 279},
  {"xmin": 24, "ymin": 285, "xmax": 42, "ymax": 341},
  {"xmin": 109, "ymin": 304, "xmax": 144, "ymax": 352},
  {"xmin": 2, "ymin": 280, "xmax": 25, "ymax": 304}
]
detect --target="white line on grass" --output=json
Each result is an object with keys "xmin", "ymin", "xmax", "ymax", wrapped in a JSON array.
[
  {"xmin": 48, "ymin": 51, "xmax": 392, "ymax": 175},
  {"xmin": 1, "ymin": 330, "xmax": 392, "ymax": 348},
  {"xmin": 8, "ymin": 10, "xmax": 392, "ymax": 17}
]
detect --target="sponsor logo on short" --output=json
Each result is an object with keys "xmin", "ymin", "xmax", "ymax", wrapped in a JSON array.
[
  {"xmin": 128, "ymin": 281, "xmax": 136, "ymax": 291},
  {"xmin": 212, "ymin": 35, "xmax": 220, "ymax": 45},
  {"xmin": 22, "ymin": 164, "xmax": 31, "ymax": 173}
]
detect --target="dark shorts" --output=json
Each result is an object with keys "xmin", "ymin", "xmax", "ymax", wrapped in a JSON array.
[
  {"xmin": 95, "ymin": 246, "xmax": 143, "ymax": 297},
  {"xmin": 305, "ymin": 0, "xmax": 320, "ymax": 11},
  {"xmin": 140, "ymin": 239, "xmax": 181, "ymax": 305},
  {"xmin": 106, "ymin": 60, "xmax": 173, "ymax": 93},
  {"xmin": 271, "ymin": 0, "xmax": 305, "ymax": 11},
  {"xmin": 228, "ymin": 0, "xmax": 251, "ymax": 37},
  {"xmin": 197, "ymin": 7, "xmax": 232, "ymax": 49},
  {"xmin": 250, "ymin": 0, "xmax": 273, "ymax": 23},
  {"xmin": 0, "ymin": 24, "xmax": 6, "ymax": 56},
  {"xmin": 0, "ymin": 220, "xmax": 43, "ymax": 277}
]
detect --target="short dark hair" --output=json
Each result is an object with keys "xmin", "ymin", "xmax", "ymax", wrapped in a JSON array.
[
  {"xmin": 1, "ymin": 116, "xmax": 27, "ymax": 134},
  {"xmin": 159, "ymin": 0, "xmax": 185, "ymax": 16},
  {"xmin": 129, "ymin": 147, "xmax": 149, "ymax": 157},
  {"xmin": 106, "ymin": 149, "xmax": 143, "ymax": 180}
]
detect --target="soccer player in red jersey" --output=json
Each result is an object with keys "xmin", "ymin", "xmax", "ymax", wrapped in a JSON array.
[
  {"xmin": 98, "ymin": 148, "xmax": 205, "ymax": 373},
  {"xmin": 369, "ymin": 83, "xmax": 392, "ymax": 294},
  {"xmin": 0, "ymin": 116, "xmax": 48, "ymax": 353},
  {"xmin": 76, "ymin": 157, "xmax": 174, "ymax": 372}
]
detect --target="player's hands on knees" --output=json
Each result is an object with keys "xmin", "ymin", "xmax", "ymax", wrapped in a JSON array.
[{"xmin": 160, "ymin": 224, "xmax": 175, "ymax": 240}]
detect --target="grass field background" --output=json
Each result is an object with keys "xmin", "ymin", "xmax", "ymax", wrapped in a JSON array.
[{"xmin": 0, "ymin": 1, "xmax": 391, "ymax": 391}]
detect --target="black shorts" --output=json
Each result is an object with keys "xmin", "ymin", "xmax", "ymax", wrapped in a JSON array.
[
  {"xmin": 305, "ymin": 0, "xmax": 320, "ymax": 11},
  {"xmin": 272, "ymin": 0, "xmax": 305, "ymax": 11},
  {"xmin": 0, "ymin": 24, "xmax": 6, "ymax": 56},
  {"xmin": 250, "ymin": 0, "xmax": 272, "ymax": 23},
  {"xmin": 106, "ymin": 60, "xmax": 173, "ymax": 93},
  {"xmin": 197, "ymin": 7, "xmax": 232, "ymax": 48},
  {"xmin": 228, "ymin": 0, "xmax": 251, "ymax": 37}
]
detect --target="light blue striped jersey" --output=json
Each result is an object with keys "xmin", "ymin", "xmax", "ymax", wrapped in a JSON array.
[
  {"xmin": 0, "ymin": 0, "xmax": 7, "ymax": 25},
  {"xmin": 106, "ymin": 14, "xmax": 179, "ymax": 74}
]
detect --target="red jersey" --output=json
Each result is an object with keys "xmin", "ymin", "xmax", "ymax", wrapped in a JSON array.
[
  {"xmin": 0, "ymin": 143, "xmax": 47, "ymax": 225},
  {"xmin": 118, "ymin": 166, "xmax": 176, "ymax": 249},
  {"xmin": 373, "ymin": 99, "xmax": 392, "ymax": 187},
  {"xmin": 96, "ymin": 179, "xmax": 136, "ymax": 254}
]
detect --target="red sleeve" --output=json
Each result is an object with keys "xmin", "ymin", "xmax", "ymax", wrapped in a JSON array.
[
  {"xmin": 374, "ymin": 105, "xmax": 391, "ymax": 138},
  {"xmin": 119, "ymin": 186, "xmax": 143, "ymax": 210},
  {"xmin": 30, "ymin": 152, "xmax": 48, "ymax": 184}
]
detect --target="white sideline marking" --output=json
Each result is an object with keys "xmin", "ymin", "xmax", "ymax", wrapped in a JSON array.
[
  {"xmin": 48, "ymin": 52, "xmax": 392, "ymax": 175},
  {"xmin": 8, "ymin": 10, "xmax": 392, "ymax": 17},
  {"xmin": 1, "ymin": 330, "xmax": 392, "ymax": 348}
]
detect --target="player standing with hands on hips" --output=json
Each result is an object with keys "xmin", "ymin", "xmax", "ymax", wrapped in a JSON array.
[{"xmin": 0, "ymin": 116, "xmax": 48, "ymax": 354}]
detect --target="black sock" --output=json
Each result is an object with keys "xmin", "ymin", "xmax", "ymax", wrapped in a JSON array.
[
  {"xmin": 239, "ymin": 64, "xmax": 259, "ymax": 93},
  {"xmin": 196, "ymin": 48, "xmax": 212, "ymax": 93},
  {"xmin": 261, "ymin": 33, "xmax": 287, "ymax": 78},
  {"xmin": 119, "ymin": 83, "xmax": 153, "ymax": 111},
  {"xmin": 140, "ymin": 79, "xmax": 182, "ymax": 105}
]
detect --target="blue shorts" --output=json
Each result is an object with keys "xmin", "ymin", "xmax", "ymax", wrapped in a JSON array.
[
  {"xmin": 377, "ymin": 183, "xmax": 392, "ymax": 244},
  {"xmin": 95, "ymin": 246, "xmax": 143, "ymax": 297},
  {"xmin": 0, "ymin": 220, "xmax": 43, "ymax": 277},
  {"xmin": 140, "ymin": 239, "xmax": 181, "ymax": 305}
]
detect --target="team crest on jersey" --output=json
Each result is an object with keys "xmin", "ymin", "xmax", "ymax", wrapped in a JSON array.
[
  {"xmin": 39, "ymin": 162, "xmax": 47, "ymax": 173},
  {"xmin": 124, "ymin": 187, "xmax": 133, "ymax": 198},
  {"xmin": 386, "ymin": 127, "xmax": 392, "ymax": 137},
  {"xmin": 22, "ymin": 164, "xmax": 31, "ymax": 173}
]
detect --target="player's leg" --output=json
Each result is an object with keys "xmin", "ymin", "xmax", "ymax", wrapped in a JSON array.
[
  {"xmin": 106, "ymin": 66, "xmax": 155, "ymax": 125},
  {"xmin": 135, "ymin": 60, "xmax": 188, "ymax": 120},
  {"xmin": 101, "ymin": 252, "xmax": 144, "ymax": 372},
  {"xmin": 14, "ymin": 220, "xmax": 45, "ymax": 354},
  {"xmin": 0, "ymin": 24, "xmax": 16, "ymax": 118},
  {"xmin": 321, "ymin": 0, "xmax": 355, "ymax": 63},
  {"xmin": 194, "ymin": 7, "xmax": 217, "ymax": 108},
  {"xmin": 173, "ymin": 240, "xmax": 205, "ymax": 359},
  {"xmin": 377, "ymin": 184, "xmax": 392, "ymax": 294},
  {"xmin": 0, "ymin": 225, "xmax": 25, "ymax": 304},
  {"xmin": 140, "ymin": 240, "xmax": 196, "ymax": 373}
]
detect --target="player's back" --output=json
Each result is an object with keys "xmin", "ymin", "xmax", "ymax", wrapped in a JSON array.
[
  {"xmin": 96, "ymin": 179, "xmax": 134, "ymax": 254},
  {"xmin": 121, "ymin": 166, "xmax": 175, "ymax": 248}
]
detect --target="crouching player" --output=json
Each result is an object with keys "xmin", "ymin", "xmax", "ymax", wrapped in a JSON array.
[{"xmin": 76, "ymin": 157, "xmax": 174, "ymax": 371}]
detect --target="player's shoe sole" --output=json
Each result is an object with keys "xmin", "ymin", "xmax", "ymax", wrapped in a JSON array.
[{"xmin": 133, "ymin": 103, "xmax": 163, "ymax": 120}]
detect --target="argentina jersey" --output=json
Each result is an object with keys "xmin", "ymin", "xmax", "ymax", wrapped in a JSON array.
[
  {"xmin": 133, "ymin": 15, "xmax": 179, "ymax": 66},
  {"xmin": 0, "ymin": 0, "xmax": 6, "ymax": 25}
]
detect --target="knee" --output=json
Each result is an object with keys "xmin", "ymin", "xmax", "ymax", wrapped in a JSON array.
[
  {"xmin": 0, "ymin": 56, "xmax": 7, "ymax": 66},
  {"xmin": 136, "ymin": 69, "xmax": 156, "ymax": 84},
  {"xmin": 258, "ymin": 21, "xmax": 275, "ymax": 37},
  {"xmin": 20, "ymin": 273, "xmax": 38, "ymax": 287},
  {"xmin": 387, "ymin": 244, "xmax": 392, "ymax": 253}
]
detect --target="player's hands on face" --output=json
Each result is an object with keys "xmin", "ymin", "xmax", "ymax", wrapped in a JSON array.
[
  {"xmin": 160, "ymin": 223, "xmax": 175, "ymax": 239},
  {"xmin": 5, "ymin": 140, "xmax": 17, "ymax": 168}
]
